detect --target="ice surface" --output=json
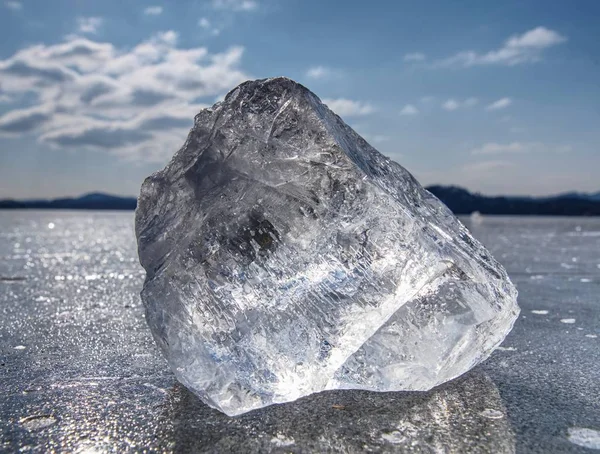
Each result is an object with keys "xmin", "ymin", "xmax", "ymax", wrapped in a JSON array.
[{"xmin": 135, "ymin": 77, "xmax": 520, "ymax": 416}]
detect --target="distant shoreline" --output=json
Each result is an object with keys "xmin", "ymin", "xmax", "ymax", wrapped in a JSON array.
[{"xmin": 1, "ymin": 186, "xmax": 599, "ymax": 216}]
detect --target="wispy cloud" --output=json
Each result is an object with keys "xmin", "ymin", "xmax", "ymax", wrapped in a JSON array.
[
  {"xmin": 77, "ymin": 17, "xmax": 103, "ymax": 35},
  {"xmin": 400, "ymin": 104, "xmax": 419, "ymax": 115},
  {"xmin": 437, "ymin": 26, "xmax": 566, "ymax": 67},
  {"xmin": 212, "ymin": 0, "xmax": 258, "ymax": 12},
  {"xmin": 0, "ymin": 105, "xmax": 54, "ymax": 133},
  {"xmin": 442, "ymin": 99, "xmax": 460, "ymax": 111},
  {"xmin": 486, "ymin": 97, "xmax": 512, "ymax": 110},
  {"xmin": 404, "ymin": 52, "xmax": 426, "ymax": 62},
  {"xmin": 461, "ymin": 160, "xmax": 515, "ymax": 173},
  {"xmin": 306, "ymin": 66, "xmax": 333, "ymax": 80},
  {"xmin": 4, "ymin": 0, "xmax": 21, "ymax": 10},
  {"xmin": 442, "ymin": 98, "xmax": 479, "ymax": 111},
  {"xmin": 0, "ymin": 32, "xmax": 249, "ymax": 161},
  {"xmin": 322, "ymin": 98, "xmax": 375, "ymax": 117},
  {"xmin": 470, "ymin": 142, "xmax": 572, "ymax": 155},
  {"xmin": 198, "ymin": 17, "xmax": 221, "ymax": 36},
  {"xmin": 143, "ymin": 6, "xmax": 163, "ymax": 15}
]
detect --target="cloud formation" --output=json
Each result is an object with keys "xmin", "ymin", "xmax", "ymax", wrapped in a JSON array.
[
  {"xmin": 77, "ymin": 17, "xmax": 103, "ymax": 35},
  {"xmin": 212, "ymin": 0, "xmax": 258, "ymax": 12},
  {"xmin": 438, "ymin": 26, "xmax": 566, "ymax": 67},
  {"xmin": 0, "ymin": 32, "xmax": 249, "ymax": 161},
  {"xmin": 442, "ymin": 99, "xmax": 460, "ymax": 111},
  {"xmin": 322, "ymin": 98, "xmax": 375, "ymax": 117},
  {"xmin": 400, "ymin": 104, "xmax": 419, "ymax": 115},
  {"xmin": 0, "ymin": 105, "xmax": 54, "ymax": 133},
  {"xmin": 306, "ymin": 66, "xmax": 332, "ymax": 80},
  {"xmin": 403, "ymin": 52, "xmax": 426, "ymax": 62},
  {"xmin": 442, "ymin": 98, "xmax": 479, "ymax": 111},
  {"xmin": 143, "ymin": 6, "xmax": 163, "ymax": 16},
  {"xmin": 470, "ymin": 142, "xmax": 572, "ymax": 155},
  {"xmin": 4, "ymin": 1, "xmax": 21, "ymax": 10},
  {"xmin": 486, "ymin": 97, "xmax": 512, "ymax": 110},
  {"xmin": 198, "ymin": 17, "xmax": 221, "ymax": 36}
]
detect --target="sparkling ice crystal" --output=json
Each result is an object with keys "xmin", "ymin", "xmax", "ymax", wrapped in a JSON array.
[{"xmin": 135, "ymin": 77, "xmax": 519, "ymax": 416}]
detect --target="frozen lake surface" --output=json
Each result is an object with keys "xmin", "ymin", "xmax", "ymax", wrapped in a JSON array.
[{"xmin": 1, "ymin": 211, "xmax": 599, "ymax": 453}]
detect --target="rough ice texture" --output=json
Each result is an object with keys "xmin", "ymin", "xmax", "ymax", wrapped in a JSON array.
[{"xmin": 135, "ymin": 77, "xmax": 520, "ymax": 416}]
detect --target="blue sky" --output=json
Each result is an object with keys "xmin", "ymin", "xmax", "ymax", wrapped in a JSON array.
[{"xmin": 0, "ymin": 0, "xmax": 599, "ymax": 198}]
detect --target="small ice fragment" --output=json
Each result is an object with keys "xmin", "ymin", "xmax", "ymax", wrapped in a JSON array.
[
  {"xmin": 14, "ymin": 345, "xmax": 26, "ymax": 350},
  {"xmin": 496, "ymin": 346, "xmax": 517, "ymax": 352},
  {"xmin": 585, "ymin": 334, "xmax": 598, "ymax": 339},
  {"xmin": 270, "ymin": 434, "xmax": 295, "ymax": 447},
  {"xmin": 380, "ymin": 431, "xmax": 407, "ymax": 444},
  {"xmin": 47, "ymin": 222, "xmax": 55, "ymax": 229},
  {"xmin": 480, "ymin": 408, "xmax": 504, "ymax": 419},
  {"xmin": 142, "ymin": 383, "xmax": 168, "ymax": 394},
  {"xmin": 581, "ymin": 278, "xmax": 592, "ymax": 283},
  {"xmin": 560, "ymin": 319, "xmax": 576, "ymax": 324},
  {"xmin": 531, "ymin": 310, "xmax": 549, "ymax": 315},
  {"xmin": 568, "ymin": 427, "xmax": 600, "ymax": 450},
  {"xmin": 20, "ymin": 415, "xmax": 57, "ymax": 430}
]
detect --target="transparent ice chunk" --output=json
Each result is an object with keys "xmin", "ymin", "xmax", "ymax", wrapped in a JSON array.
[{"xmin": 135, "ymin": 77, "xmax": 519, "ymax": 416}]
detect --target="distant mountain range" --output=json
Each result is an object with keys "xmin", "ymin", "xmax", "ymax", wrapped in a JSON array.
[
  {"xmin": 426, "ymin": 186, "xmax": 600, "ymax": 216},
  {"xmin": 0, "ymin": 192, "xmax": 137, "ymax": 210},
  {"xmin": 1, "ymin": 186, "xmax": 599, "ymax": 215}
]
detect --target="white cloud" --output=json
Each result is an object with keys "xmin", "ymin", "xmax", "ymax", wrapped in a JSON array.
[
  {"xmin": 77, "ymin": 17, "xmax": 103, "ymax": 35},
  {"xmin": 144, "ymin": 6, "xmax": 163, "ymax": 15},
  {"xmin": 322, "ymin": 98, "xmax": 375, "ymax": 117},
  {"xmin": 0, "ymin": 31, "xmax": 250, "ymax": 161},
  {"xmin": 486, "ymin": 97, "xmax": 512, "ymax": 111},
  {"xmin": 0, "ymin": 105, "xmax": 55, "ymax": 133},
  {"xmin": 438, "ymin": 26, "xmax": 566, "ymax": 67},
  {"xmin": 442, "ymin": 98, "xmax": 479, "ymax": 111},
  {"xmin": 212, "ymin": 0, "xmax": 258, "ymax": 12},
  {"xmin": 400, "ymin": 104, "xmax": 419, "ymax": 115},
  {"xmin": 404, "ymin": 52, "xmax": 426, "ymax": 62},
  {"xmin": 154, "ymin": 30, "xmax": 178, "ymax": 46},
  {"xmin": 505, "ymin": 27, "xmax": 566, "ymax": 49},
  {"xmin": 470, "ymin": 141, "xmax": 572, "ymax": 155},
  {"xmin": 4, "ymin": 1, "xmax": 21, "ymax": 10},
  {"xmin": 461, "ymin": 160, "xmax": 515, "ymax": 173},
  {"xmin": 306, "ymin": 66, "xmax": 332, "ymax": 79},
  {"xmin": 198, "ymin": 17, "xmax": 221, "ymax": 36},
  {"xmin": 442, "ymin": 99, "xmax": 460, "ymax": 111}
]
